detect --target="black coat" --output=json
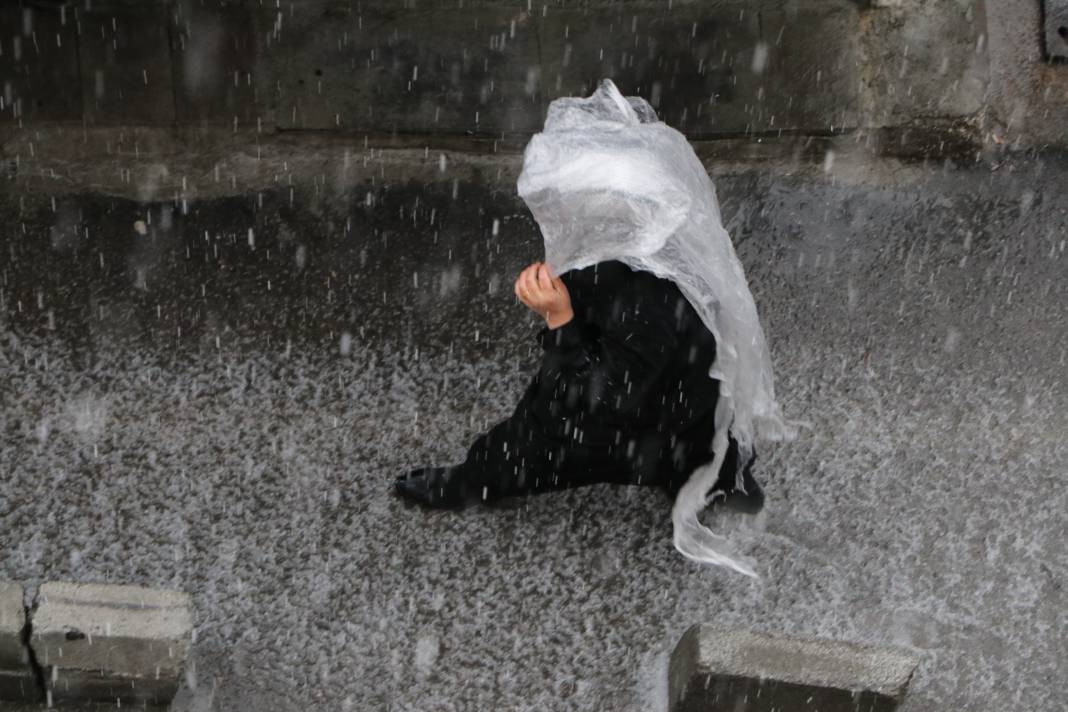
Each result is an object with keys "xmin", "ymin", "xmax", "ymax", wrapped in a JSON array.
[
  {"xmin": 530, "ymin": 259, "xmax": 722, "ymax": 446},
  {"xmin": 454, "ymin": 259, "xmax": 748, "ymax": 498}
]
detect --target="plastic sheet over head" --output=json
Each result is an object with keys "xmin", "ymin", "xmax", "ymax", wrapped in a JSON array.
[{"xmin": 517, "ymin": 79, "xmax": 799, "ymax": 577}]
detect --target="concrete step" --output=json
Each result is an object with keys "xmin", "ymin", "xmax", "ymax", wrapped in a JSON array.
[
  {"xmin": 30, "ymin": 582, "xmax": 193, "ymax": 707},
  {"xmin": 669, "ymin": 624, "xmax": 921, "ymax": 712}
]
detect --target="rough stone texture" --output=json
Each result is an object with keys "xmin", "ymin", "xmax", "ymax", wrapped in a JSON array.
[
  {"xmin": 78, "ymin": 0, "xmax": 176, "ymax": 126},
  {"xmin": 0, "ymin": 148, "xmax": 1066, "ymax": 710},
  {"xmin": 0, "ymin": 125, "xmax": 866, "ymax": 203},
  {"xmin": 171, "ymin": 0, "xmax": 260, "ymax": 127},
  {"xmin": 1043, "ymin": 0, "xmax": 1068, "ymax": 61},
  {"xmin": 0, "ymin": 3, "xmax": 83, "ymax": 124},
  {"xmin": 669, "ymin": 624, "xmax": 920, "ymax": 711},
  {"xmin": 0, "ymin": 670, "xmax": 39, "ymax": 703},
  {"xmin": 0, "ymin": 583, "xmax": 36, "ymax": 702},
  {"xmin": 0, "ymin": 582, "xmax": 26, "ymax": 669},
  {"xmin": 30, "ymin": 582, "xmax": 192, "ymax": 705},
  {"xmin": 858, "ymin": 0, "xmax": 987, "ymax": 126},
  {"xmin": 533, "ymin": 1, "xmax": 863, "ymax": 136},
  {"xmin": 985, "ymin": 0, "xmax": 1068, "ymax": 148},
  {"xmin": 3, "ymin": 0, "xmax": 1067, "ymax": 153},
  {"xmin": 255, "ymin": 0, "xmax": 547, "ymax": 133},
  {"xmin": 0, "ymin": 0, "xmax": 1016, "ymax": 144},
  {"xmin": 46, "ymin": 669, "xmax": 180, "ymax": 708},
  {"xmin": 253, "ymin": 0, "xmax": 865, "ymax": 135}
]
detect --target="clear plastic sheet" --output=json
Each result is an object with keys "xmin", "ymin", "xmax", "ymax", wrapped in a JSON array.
[{"xmin": 517, "ymin": 79, "xmax": 798, "ymax": 577}]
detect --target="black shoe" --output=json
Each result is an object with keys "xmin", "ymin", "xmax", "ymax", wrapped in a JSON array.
[{"xmin": 393, "ymin": 466, "xmax": 473, "ymax": 509}]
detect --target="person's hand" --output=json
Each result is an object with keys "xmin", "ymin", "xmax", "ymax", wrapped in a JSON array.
[{"xmin": 514, "ymin": 261, "xmax": 573, "ymax": 329}]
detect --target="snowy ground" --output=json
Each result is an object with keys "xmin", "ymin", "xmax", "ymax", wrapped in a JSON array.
[{"xmin": 1, "ymin": 152, "xmax": 1066, "ymax": 711}]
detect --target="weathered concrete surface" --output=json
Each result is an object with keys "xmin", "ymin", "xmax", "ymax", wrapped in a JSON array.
[
  {"xmin": 30, "ymin": 582, "xmax": 192, "ymax": 705},
  {"xmin": 545, "ymin": 0, "xmax": 864, "ymax": 136},
  {"xmin": 256, "ymin": 0, "xmax": 864, "ymax": 136},
  {"xmin": 985, "ymin": 0, "xmax": 1068, "ymax": 148},
  {"xmin": 0, "ymin": 583, "xmax": 37, "ymax": 703},
  {"xmin": 1043, "ymin": 0, "xmax": 1068, "ymax": 61},
  {"xmin": 2, "ymin": 0, "xmax": 1066, "ymax": 152},
  {"xmin": 78, "ymin": 1, "xmax": 176, "ymax": 126},
  {"xmin": 0, "ymin": 582, "xmax": 26, "ymax": 669},
  {"xmin": 0, "ymin": 4, "xmax": 82, "ymax": 124},
  {"xmin": 0, "ymin": 670, "xmax": 39, "ymax": 704},
  {"xmin": 0, "ymin": 149, "xmax": 1066, "ymax": 711},
  {"xmin": 172, "ymin": 0, "xmax": 259, "ymax": 127},
  {"xmin": 857, "ymin": 0, "xmax": 987, "ymax": 126},
  {"xmin": 257, "ymin": 0, "xmax": 545, "ymax": 134},
  {"xmin": 669, "ymin": 625, "xmax": 920, "ymax": 711},
  {"xmin": 0, "ymin": 123, "xmax": 978, "ymax": 209},
  {"xmin": 0, "ymin": 0, "xmax": 1024, "ymax": 148}
]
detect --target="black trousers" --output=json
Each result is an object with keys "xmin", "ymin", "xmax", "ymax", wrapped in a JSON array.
[{"xmin": 449, "ymin": 384, "xmax": 753, "ymax": 502}]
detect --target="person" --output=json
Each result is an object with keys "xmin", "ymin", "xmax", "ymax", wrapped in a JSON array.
[
  {"xmin": 392, "ymin": 258, "xmax": 763, "ymax": 512},
  {"xmin": 393, "ymin": 79, "xmax": 793, "ymax": 576}
]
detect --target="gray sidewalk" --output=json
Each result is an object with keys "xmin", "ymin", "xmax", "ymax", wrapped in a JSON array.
[{"xmin": 1, "ymin": 154, "xmax": 1065, "ymax": 711}]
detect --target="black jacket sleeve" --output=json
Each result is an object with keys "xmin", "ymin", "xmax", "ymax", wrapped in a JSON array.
[
  {"xmin": 534, "ymin": 287, "xmax": 680, "ymax": 422},
  {"xmin": 537, "ymin": 312, "xmax": 595, "ymax": 372}
]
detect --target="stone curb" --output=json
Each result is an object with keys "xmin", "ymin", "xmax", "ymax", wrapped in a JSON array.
[
  {"xmin": 0, "ymin": 581, "xmax": 192, "ymax": 707},
  {"xmin": 31, "ymin": 582, "xmax": 193, "ymax": 706},
  {"xmin": 669, "ymin": 624, "xmax": 921, "ymax": 712}
]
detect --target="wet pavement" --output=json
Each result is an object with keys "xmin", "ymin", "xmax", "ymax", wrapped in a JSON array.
[{"xmin": 1, "ymin": 151, "xmax": 1066, "ymax": 711}]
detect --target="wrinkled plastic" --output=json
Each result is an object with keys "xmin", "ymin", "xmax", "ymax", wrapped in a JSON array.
[{"xmin": 517, "ymin": 79, "xmax": 798, "ymax": 577}]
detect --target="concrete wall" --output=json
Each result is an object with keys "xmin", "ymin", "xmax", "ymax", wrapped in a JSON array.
[
  {"xmin": 1, "ymin": 0, "xmax": 1062, "ymax": 146},
  {"xmin": 256, "ymin": 0, "xmax": 869, "ymax": 137},
  {"xmin": 986, "ymin": 0, "xmax": 1068, "ymax": 149}
]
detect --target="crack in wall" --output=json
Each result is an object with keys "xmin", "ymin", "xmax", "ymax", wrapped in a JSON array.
[
  {"xmin": 20, "ymin": 607, "xmax": 46, "ymax": 704},
  {"xmin": 3, "ymin": 583, "xmax": 191, "ymax": 708},
  {"xmin": 17, "ymin": 587, "xmax": 46, "ymax": 705}
]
